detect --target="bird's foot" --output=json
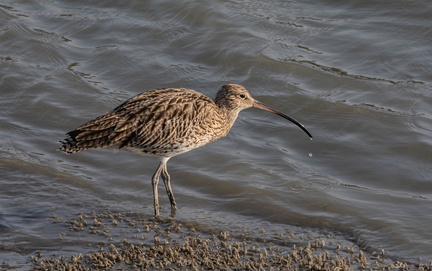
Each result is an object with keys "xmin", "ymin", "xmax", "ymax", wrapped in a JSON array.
[{"xmin": 169, "ymin": 204, "xmax": 177, "ymax": 219}]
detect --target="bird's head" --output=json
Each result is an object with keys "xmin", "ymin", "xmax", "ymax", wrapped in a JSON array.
[
  {"xmin": 215, "ymin": 84, "xmax": 255, "ymax": 111},
  {"xmin": 215, "ymin": 84, "xmax": 313, "ymax": 139}
]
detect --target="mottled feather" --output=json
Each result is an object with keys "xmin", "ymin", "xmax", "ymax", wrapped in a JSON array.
[{"xmin": 60, "ymin": 87, "xmax": 234, "ymax": 156}]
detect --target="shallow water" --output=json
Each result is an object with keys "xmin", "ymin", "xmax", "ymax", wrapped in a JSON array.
[{"xmin": 1, "ymin": 0, "xmax": 432, "ymax": 268}]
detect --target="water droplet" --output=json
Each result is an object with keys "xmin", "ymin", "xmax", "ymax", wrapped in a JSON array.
[{"xmin": 309, "ymin": 153, "xmax": 313, "ymax": 157}]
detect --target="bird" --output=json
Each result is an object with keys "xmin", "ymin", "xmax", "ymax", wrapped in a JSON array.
[{"xmin": 60, "ymin": 84, "xmax": 312, "ymax": 218}]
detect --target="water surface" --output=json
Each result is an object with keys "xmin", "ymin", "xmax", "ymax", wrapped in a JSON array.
[{"xmin": 1, "ymin": 0, "xmax": 431, "ymax": 268}]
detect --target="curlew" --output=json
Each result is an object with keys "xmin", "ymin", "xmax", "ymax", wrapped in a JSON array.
[{"xmin": 60, "ymin": 84, "xmax": 312, "ymax": 217}]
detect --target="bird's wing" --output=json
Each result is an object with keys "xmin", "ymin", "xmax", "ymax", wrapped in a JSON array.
[
  {"xmin": 60, "ymin": 88, "xmax": 223, "ymax": 154},
  {"xmin": 118, "ymin": 88, "xmax": 224, "ymax": 150}
]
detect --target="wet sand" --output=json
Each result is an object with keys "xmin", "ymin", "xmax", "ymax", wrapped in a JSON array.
[{"xmin": 23, "ymin": 211, "xmax": 431, "ymax": 271}]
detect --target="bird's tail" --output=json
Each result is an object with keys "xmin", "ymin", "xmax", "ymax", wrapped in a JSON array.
[
  {"xmin": 59, "ymin": 112, "xmax": 122, "ymax": 153},
  {"xmin": 59, "ymin": 130, "xmax": 82, "ymax": 153},
  {"xmin": 59, "ymin": 128, "xmax": 116, "ymax": 153}
]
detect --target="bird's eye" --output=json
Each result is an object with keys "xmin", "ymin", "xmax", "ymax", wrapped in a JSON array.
[{"xmin": 239, "ymin": 94, "xmax": 246, "ymax": 99}]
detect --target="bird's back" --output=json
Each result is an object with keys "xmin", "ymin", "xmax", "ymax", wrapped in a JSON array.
[{"xmin": 60, "ymin": 88, "xmax": 229, "ymax": 157}]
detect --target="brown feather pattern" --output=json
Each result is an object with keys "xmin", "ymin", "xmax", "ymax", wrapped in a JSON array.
[{"xmin": 60, "ymin": 86, "xmax": 240, "ymax": 157}]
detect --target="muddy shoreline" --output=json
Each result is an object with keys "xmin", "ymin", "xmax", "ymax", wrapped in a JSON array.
[{"xmin": 21, "ymin": 211, "xmax": 431, "ymax": 270}]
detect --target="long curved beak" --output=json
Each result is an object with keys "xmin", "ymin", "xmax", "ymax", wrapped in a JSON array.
[{"xmin": 252, "ymin": 100, "xmax": 313, "ymax": 139}]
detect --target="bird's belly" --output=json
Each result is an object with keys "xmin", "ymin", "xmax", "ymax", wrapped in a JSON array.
[{"xmin": 122, "ymin": 141, "xmax": 208, "ymax": 158}]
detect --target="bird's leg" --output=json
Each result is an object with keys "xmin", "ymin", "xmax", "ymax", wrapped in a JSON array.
[
  {"xmin": 151, "ymin": 162, "xmax": 164, "ymax": 218},
  {"xmin": 161, "ymin": 162, "xmax": 177, "ymax": 218}
]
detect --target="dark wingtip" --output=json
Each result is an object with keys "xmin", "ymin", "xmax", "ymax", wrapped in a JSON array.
[{"xmin": 59, "ymin": 130, "xmax": 81, "ymax": 153}]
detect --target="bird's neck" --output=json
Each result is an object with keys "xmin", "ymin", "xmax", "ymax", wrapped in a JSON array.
[
  {"xmin": 214, "ymin": 98, "xmax": 241, "ymax": 136},
  {"xmin": 216, "ymin": 105, "xmax": 240, "ymax": 135}
]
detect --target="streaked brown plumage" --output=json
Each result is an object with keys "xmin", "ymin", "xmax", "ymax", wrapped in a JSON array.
[{"xmin": 60, "ymin": 84, "xmax": 312, "ymax": 217}]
